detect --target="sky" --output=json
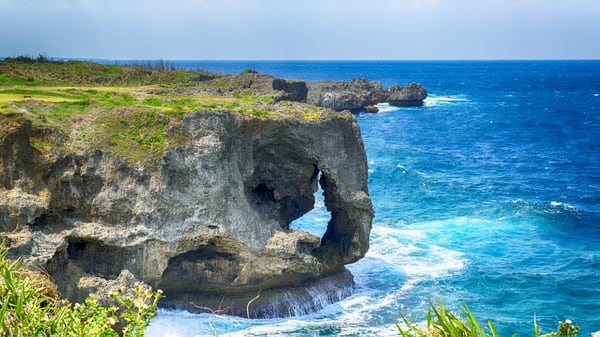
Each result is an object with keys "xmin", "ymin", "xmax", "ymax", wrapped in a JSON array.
[{"xmin": 1, "ymin": 0, "xmax": 600, "ymax": 60}]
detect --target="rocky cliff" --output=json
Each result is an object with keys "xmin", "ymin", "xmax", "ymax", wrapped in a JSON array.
[
  {"xmin": 202, "ymin": 70, "xmax": 427, "ymax": 111},
  {"xmin": 307, "ymin": 78, "xmax": 427, "ymax": 111},
  {"xmin": 0, "ymin": 108, "xmax": 373, "ymax": 317}
]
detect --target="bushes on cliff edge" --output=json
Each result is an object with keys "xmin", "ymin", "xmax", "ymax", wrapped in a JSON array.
[{"xmin": 0, "ymin": 243, "xmax": 162, "ymax": 336}]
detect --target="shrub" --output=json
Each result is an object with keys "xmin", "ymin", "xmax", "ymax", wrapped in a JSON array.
[
  {"xmin": 143, "ymin": 97, "xmax": 163, "ymax": 107},
  {"xmin": 240, "ymin": 68, "xmax": 258, "ymax": 75},
  {"xmin": 0, "ymin": 243, "xmax": 162, "ymax": 336},
  {"xmin": 3, "ymin": 54, "xmax": 56, "ymax": 64},
  {"xmin": 250, "ymin": 108, "xmax": 268, "ymax": 117},
  {"xmin": 395, "ymin": 299, "xmax": 580, "ymax": 337}
]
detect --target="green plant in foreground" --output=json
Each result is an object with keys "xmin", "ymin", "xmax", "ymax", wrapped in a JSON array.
[
  {"xmin": 395, "ymin": 299, "xmax": 497, "ymax": 337},
  {"xmin": 112, "ymin": 283, "xmax": 162, "ymax": 337},
  {"xmin": 536, "ymin": 319, "xmax": 580, "ymax": 337},
  {"xmin": 396, "ymin": 299, "xmax": 580, "ymax": 337},
  {"xmin": 0, "ymin": 242, "xmax": 162, "ymax": 336}
]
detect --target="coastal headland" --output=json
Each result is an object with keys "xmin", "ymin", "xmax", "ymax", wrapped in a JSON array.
[{"xmin": 0, "ymin": 59, "xmax": 424, "ymax": 317}]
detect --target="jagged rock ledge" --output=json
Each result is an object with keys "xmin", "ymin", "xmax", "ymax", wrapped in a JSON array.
[
  {"xmin": 1, "ymin": 108, "xmax": 373, "ymax": 318},
  {"xmin": 307, "ymin": 78, "xmax": 428, "ymax": 111},
  {"xmin": 163, "ymin": 268, "xmax": 354, "ymax": 318},
  {"xmin": 208, "ymin": 69, "xmax": 428, "ymax": 112}
]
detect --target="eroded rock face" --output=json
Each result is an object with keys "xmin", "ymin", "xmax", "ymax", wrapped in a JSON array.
[
  {"xmin": 388, "ymin": 83, "xmax": 428, "ymax": 106},
  {"xmin": 201, "ymin": 70, "xmax": 427, "ymax": 112},
  {"xmin": 0, "ymin": 110, "xmax": 373, "ymax": 317},
  {"xmin": 307, "ymin": 78, "xmax": 427, "ymax": 111},
  {"xmin": 219, "ymin": 70, "xmax": 308, "ymax": 103}
]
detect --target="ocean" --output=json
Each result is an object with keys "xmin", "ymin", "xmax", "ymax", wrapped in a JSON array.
[{"xmin": 143, "ymin": 61, "xmax": 600, "ymax": 336}]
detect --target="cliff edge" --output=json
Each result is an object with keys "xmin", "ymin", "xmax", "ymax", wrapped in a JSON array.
[
  {"xmin": 0, "ymin": 105, "xmax": 372, "ymax": 317},
  {"xmin": 0, "ymin": 60, "xmax": 429, "ymax": 318}
]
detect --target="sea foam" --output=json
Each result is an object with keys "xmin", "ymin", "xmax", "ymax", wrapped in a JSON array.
[{"xmin": 423, "ymin": 94, "xmax": 470, "ymax": 107}]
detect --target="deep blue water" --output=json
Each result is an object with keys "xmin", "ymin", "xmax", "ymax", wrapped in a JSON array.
[{"xmin": 145, "ymin": 61, "xmax": 600, "ymax": 336}]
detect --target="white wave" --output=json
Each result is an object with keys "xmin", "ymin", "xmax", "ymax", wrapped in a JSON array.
[
  {"xmin": 147, "ymin": 221, "xmax": 468, "ymax": 337},
  {"xmin": 147, "ymin": 310, "xmax": 253, "ymax": 337},
  {"xmin": 424, "ymin": 94, "xmax": 470, "ymax": 107},
  {"xmin": 396, "ymin": 164, "xmax": 409, "ymax": 174},
  {"xmin": 223, "ymin": 321, "xmax": 398, "ymax": 337},
  {"xmin": 374, "ymin": 102, "xmax": 401, "ymax": 113},
  {"xmin": 380, "ymin": 225, "xmax": 427, "ymax": 240},
  {"xmin": 200, "ymin": 294, "xmax": 399, "ymax": 337},
  {"xmin": 364, "ymin": 225, "xmax": 466, "ymax": 285},
  {"xmin": 550, "ymin": 200, "xmax": 575, "ymax": 209},
  {"xmin": 368, "ymin": 160, "xmax": 376, "ymax": 174}
]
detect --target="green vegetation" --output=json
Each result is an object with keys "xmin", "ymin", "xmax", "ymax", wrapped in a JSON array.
[
  {"xmin": 0, "ymin": 243, "xmax": 162, "ymax": 336},
  {"xmin": 395, "ymin": 300, "xmax": 580, "ymax": 337},
  {"xmin": 0, "ymin": 57, "xmax": 344, "ymax": 163},
  {"xmin": 0, "ymin": 56, "xmax": 204, "ymax": 86},
  {"xmin": 250, "ymin": 108, "xmax": 269, "ymax": 117}
]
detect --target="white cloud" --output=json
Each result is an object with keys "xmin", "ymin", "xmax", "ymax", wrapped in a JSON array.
[{"xmin": 1, "ymin": 0, "xmax": 599, "ymax": 59}]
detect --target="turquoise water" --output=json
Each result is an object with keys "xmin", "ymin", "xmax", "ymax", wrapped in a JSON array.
[{"xmin": 145, "ymin": 61, "xmax": 600, "ymax": 336}]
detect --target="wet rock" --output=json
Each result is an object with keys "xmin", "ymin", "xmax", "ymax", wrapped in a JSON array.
[{"xmin": 364, "ymin": 105, "xmax": 379, "ymax": 113}]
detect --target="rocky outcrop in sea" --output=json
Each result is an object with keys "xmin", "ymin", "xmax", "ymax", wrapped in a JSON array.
[
  {"xmin": 307, "ymin": 78, "xmax": 427, "ymax": 111},
  {"xmin": 206, "ymin": 70, "xmax": 428, "ymax": 111}
]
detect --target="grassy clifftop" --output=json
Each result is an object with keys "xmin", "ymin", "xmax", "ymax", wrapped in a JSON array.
[{"xmin": 0, "ymin": 57, "xmax": 339, "ymax": 163}]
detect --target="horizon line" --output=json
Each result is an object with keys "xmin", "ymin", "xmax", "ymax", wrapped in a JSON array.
[{"xmin": 2, "ymin": 55, "xmax": 600, "ymax": 62}]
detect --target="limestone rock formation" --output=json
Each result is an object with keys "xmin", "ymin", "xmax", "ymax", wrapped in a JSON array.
[
  {"xmin": 205, "ymin": 70, "xmax": 427, "ymax": 111},
  {"xmin": 307, "ymin": 78, "xmax": 427, "ymax": 110},
  {"xmin": 0, "ymin": 110, "xmax": 373, "ymax": 318},
  {"xmin": 388, "ymin": 83, "xmax": 428, "ymax": 106},
  {"xmin": 201, "ymin": 70, "xmax": 427, "ymax": 112},
  {"xmin": 213, "ymin": 69, "xmax": 308, "ymax": 103}
]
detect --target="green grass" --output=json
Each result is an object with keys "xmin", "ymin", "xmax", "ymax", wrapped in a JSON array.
[
  {"xmin": 395, "ymin": 299, "xmax": 581, "ymax": 337},
  {"xmin": 143, "ymin": 97, "xmax": 163, "ymax": 107},
  {"xmin": 224, "ymin": 101, "xmax": 240, "ymax": 109},
  {"xmin": 104, "ymin": 110, "xmax": 170, "ymax": 156},
  {"xmin": 250, "ymin": 108, "xmax": 269, "ymax": 117},
  {"xmin": 0, "ymin": 73, "xmax": 39, "ymax": 86},
  {"xmin": 0, "ymin": 58, "xmax": 209, "ymax": 86},
  {"xmin": 0, "ymin": 58, "xmax": 345, "ymax": 163},
  {"xmin": 0, "ymin": 88, "xmax": 83, "ymax": 98}
]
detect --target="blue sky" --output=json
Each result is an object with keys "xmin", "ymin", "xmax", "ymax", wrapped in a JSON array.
[{"xmin": 1, "ymin": 0, "xmax": 599, "ymax": 60}]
